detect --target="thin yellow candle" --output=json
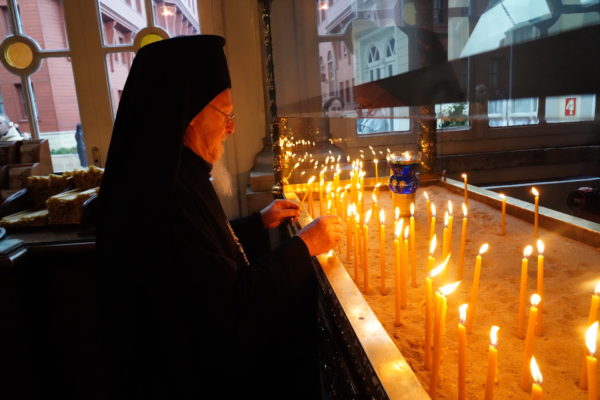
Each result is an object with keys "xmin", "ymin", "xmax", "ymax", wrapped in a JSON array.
[
  {"xmin": 581, "ymin": 283, "xmax": 600, "ymax": 389},
  {"xmin": 536, "ymin": 240, "xmax": 545, "ymax": 336},
  {"xmin": 518, "ymin": 245, "xmax": 534, "ymax": 339},
  {"xmin": 424, "ymin": 256, "xmax": 449, "ymax": 370},
  {"xmin": 424, "ymin": 191, "xmax": 431, "ymax": 222},
  {"xmin": 447, "ymin": 200, "xmax": 454, "ymax": 256},
  {"xmin": 462, "ymin": 173, "xmax": 468, "ymax": 206},
  {"xmin": 401, "ymin": 226, "xmax": 409, "ymax": 308},
  {"xmin": 500, "ymin": 194, "xmax": 506, "ymax": 235},
  {"xmin": 374, "ymin": 158, "xmax": 379, "ymax": 183},
  {"xmin": 442, "ymin": 211, "xmax": 450, "ymax": 261},
  {"xmin": 371, "ymin": 192, "xmax": 379, "ymax": 224},
  {"xmin": 530, "ymin": 356, "xmax": 543, "ymax": 400},
  {"xmin": 379, "ymin": 209, "xmax": 387, "ymax": 295},
  {"xmin": 410, "ymin": 203, "xmax": 417, "ymax": 288},
  {"xmin": 346, "ymin": 204, "xmax": 354, "ymax": 261},
  {"xmin": 307, "ymin": 176, "xmax": 315, "ymax": 217},
  {"xmin": 484, "ymin": 326, "xmax": 500, "ymax": 400},
  {"xmin": 458, "ymin": 304, "xmax": 468, "ymax": 400},
  {"xmin": 427, "ymin": 235, "xmax": 437, "ymax": 273},
  {"xmin": 521, "ymin": 294, "xmax": 541, "ymax": 391},
  {"xmin": 353, "ymin": 212, "xmax": 360, "ymax": 283},
  {"xmin": 395, "ymin": 206, "xmax": 400, "ymax": 223},
  {"xmin": 429, "ymin": 203, "xmax": 437, "ymax": 244},
  {"xmin": 358, "ymin": 190, "xmax": 363, "ymax": 224},
  {"xmin": 532, "ymin": 187, "xmax": 540, "ymax": 239},
  {"xmin": 586, "ymin": 321, "xmax": 599, "ymax": 400},
  {"xmin": 394, "ymin": 220, "xmax": 403, "ymax": 326},
  {"xmin": 430, "ymin": 281, "xmax": 461, "ymax": 399},
  {"xmin": 457, "ymin": 203, "xmax": 468, "ymax": 280},
  {"xmin": 362, "ymin": 210, "xmax": 372, "ymax": 293},
  {"xmin": 466, "ymin": 243, "xmax": 489, "ymax": 334}
]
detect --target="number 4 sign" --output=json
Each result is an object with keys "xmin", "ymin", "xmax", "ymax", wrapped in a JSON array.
[{"xmin": 565, "ymin": 97, "xmax": 577, "ymax": 116}]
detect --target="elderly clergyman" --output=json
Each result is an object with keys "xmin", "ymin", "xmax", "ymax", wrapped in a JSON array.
[{"xmin": 97, "ymin": 35, "xmax": 341, "ymax": 400}]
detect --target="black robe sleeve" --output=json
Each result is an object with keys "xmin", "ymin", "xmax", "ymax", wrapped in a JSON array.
[{"xmin": 229, "ymin": 211, "xmax": 271, "ymax": 261}]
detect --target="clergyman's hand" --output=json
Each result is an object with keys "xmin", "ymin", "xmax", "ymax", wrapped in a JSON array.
[
  {"xmin": 297, "ymin": 216, "xmax": 342, "ymax": 256},
  {"xmin": 260, "ymin": 199, "xmax": 301, "ymax": 229}
]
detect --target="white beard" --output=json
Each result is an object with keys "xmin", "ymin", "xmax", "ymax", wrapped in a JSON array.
[{"xmin": 210, "ymin": 156, "xmax": 233, "ymax": 200}]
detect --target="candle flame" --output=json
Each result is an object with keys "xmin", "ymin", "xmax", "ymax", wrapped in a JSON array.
[
  {"xmin": 530, "ymin": 356, "xmax": 543, "ymax": 385},
  {"xmin": 537, "ymin": 239, "xmax": 544, "ymax": 255},
  {"xmin": 379, "ymin": 209, "xmax": 385, "ymax": 225},
  {"xmin": 490, "ymin": 325, "xmax": 500, "ymax": 347},
  {"xmin": 444, "ymin": 211, "xmax": 449, "ymax": 227},
  {"xmin": 461, "ymin": 173, "xmax": 467, "ymax": 180},
  {"xmin": 404, "ymin": 226, "xmax": 409, "ymax": 239},
  {"xmin": 500, "ymin": 193, "xmax": 506, "ymax": 200},
  {"xmin": 530, "ymin": 293, "xmax": 541, "ymax": 307},
  {"xmin": 410, "ymin": 203, "xmax": 415, "ymax": 216},
  {"xmin": 348, "ymin": 204, "xmax": 354, "ymax": 216},
  {"xmin": 372, "ymin": 193, "xmax": 377, "ymax": 203},
  {"xmin": 424, "ymin": 191, "xmax": 429, "ymax": 201},
  {"xmin": 429, "ymin": 254, "xmax": 451, "ymax": 278},
  {"xmin": 355, "ymin": 212, "xmax": 360, "ymax": 224},
  {"xmin": 307, "ymin": 176, "xmax": 316, "ymax": 185},
  {"xmin": 479, "ymin": 243, "xmax": 489, "ymax": 255},
  {"xmin": 586, "ymin": 321, "xmax": 598, "ymax": 355},
  {"xmin": 344, "ymin": 184, "xmax": 351, "ymax": 190},
  {"xmin": 364, "ymin": 209, "xmax": 372, "ymax": 225},
  {"xmin": 327, "ymin": 199, "xmax": 332, "ymax": 212},
  {"xmin": 448, "ymin": 200, "xmax": 453, "ymax": 214},
  {"xmin": 395, "ymin": 207, "xmax": 400, "ymax": 221},
  {"xmin": 532, "ymin": 187, "xmax": 539, "ymax": 197},
  {"xmin": 431, "ymin": 203, "xmax": 436, "ymax": 217},
  {"xmin": 327, "ymin": 249, "xmax": 334, "ymax": 257},
  {"xmin": 595, "ymin": 282, "xmax": 600, "ymax": 296},
  {"xmin": 524, "ymin": 245, "xmax": 533, "ymax": 258},
  {"xmin": 429, "ymin": 235, "xmax": 437, "ymax": 255},
  {"xmin": 394, "ymin": 219, "xmax": 404, "ymax": 239},
  {"xmin": 439, "ymin": 281, "xmax": 461, "ymax": 296},
  {"xmin": 326, "ymin": 182, "xmax": 332, "ymax": 193},
  {"xmin": 374, "ymin": 158, "xmax": 378, "ymax": 164},
  {"xmin": 462, "ymin": 203, "xmax": 468, "ymax": 217},
  {"xmin": 374, "ymin": 182, "xmax": 382, "ymax": 190},
  {"xmin": 459, "ymin": 304, "xmax": 468, "ymax": 325}
]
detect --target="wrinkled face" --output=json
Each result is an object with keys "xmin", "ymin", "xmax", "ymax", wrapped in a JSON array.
[
  {"xmin": 184, "ymin": 89, "xmax": 235, "ymax": 163},
  {"xmin": 0, "ymin": 117, "xmax": 9, "ymax": 135}
]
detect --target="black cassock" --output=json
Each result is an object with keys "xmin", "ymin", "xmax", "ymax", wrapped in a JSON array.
[{"xmin": 96, "ymin": 36, "xmax": 319, "ymax": 400}]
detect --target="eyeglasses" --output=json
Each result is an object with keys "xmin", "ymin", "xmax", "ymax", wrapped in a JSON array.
[{"xmin": 207, "ymin": 103, "xmax": 235, "ymax": 126}]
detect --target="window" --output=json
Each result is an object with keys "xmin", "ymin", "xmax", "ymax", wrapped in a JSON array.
[
  {"xmin": 488, "ymin": 98, "xmax": 539, "ymax": 127},
  {"xmin": 385, "ymin": 38, "xmax": 395, "ymax": 58},
  {"xmin": 14, "ymin": 83, "xmax": 26, "ymax": 120}
]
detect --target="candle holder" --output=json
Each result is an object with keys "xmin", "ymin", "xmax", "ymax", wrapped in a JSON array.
[{"xmin": 387, "ymin": 151, "xmax": 422, "ymax": 216}]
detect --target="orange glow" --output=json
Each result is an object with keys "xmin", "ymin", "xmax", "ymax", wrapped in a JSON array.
[
  {"xmin": 531, "ymin": 293, "xmax": 541, "ymax": 307},
  {"xmin": 532, "ymin": 187, "xmax": 539, "ymax": 197},
  {"xmin": 448, "ymin": 200, "xmax": 453, "ymax": 215},
  {"xmin": 499, "ymin": 193, "xmax": 506, "ymax": 200},
  {"xmin": 459, "ymin": 304, "xmax": 468, "ymax": 325},
  {"xmin": 530, "ymin": 356, "xmax": 543, "ymax": 385},
  {"xmin": 307, "ymin": 176, "xmax": 316, "ymax": 185},
  {"xmin": 424, "ymin": 191, "xmax": 429, "ymax": 201},
  {"xmin": 595, "ymin": 282, "xmax": 600, "ymax": 296},
  {"xmin": 431, "ymin": 203, "xmax": 436, "ymax": 217},
  {"xmin": 586, "ymin": 321, "xmax": 598, "ymax": 355},
  {"xmin": 479, "ymin": 243, "xmax": 489, "ymax": 255},
  {"xmin": 410, "ymin": 202, "xmax": 415, "ymax": 216},
  {"xmin": 394, "ymin": 219, "xmax": 404, "ymax": 239},
  {"xmin": 404, "ymin": 226, "xmax": 409, "ymax": 240},
  {"xmin": 444, "ymin": 211, "xmax": 449, "ymax": 227},
  {"xmin": 462, "ymin": 202, "xmax": 467, "ymax": 217},
  {"xmin": 439, "ymin": 281, "xmax": 461, "ymax": 296},
  {"xmin": 537, "ymin": 239, "xmax": 544, "ymax": 255},
  {"xmin": 429, "ymin": 254, "xmax": 451, "ymax": 278},
  {"xmin": 461, "ymin": 173, "xmax": 467, "ymax": 180},
  {"xmin": 395, "ymin": 207, "xmax": 400, "ymax": 221},
  {"xmin": 379, "ymin": 209, "xmax": 385, "ymax": 225},
  {"xmin": 429, "ymin": 235, "xmax": 437, "ymax": 255},
  {"xmin": 524, "ymin": 245, "xmax": 533, "ymax": 258},
  {"xmin": 364, "ymin": 210, "xmax": 372, "ymax": 225}
]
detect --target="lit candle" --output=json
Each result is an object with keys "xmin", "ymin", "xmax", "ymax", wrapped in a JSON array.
[
  {"xmin": 410, "ymin": 203, "xmax": 417, "ymax": 288},
  {"xmin": 371, "ymin": 192, "xmax": 378, "ymax": 224},
  {"xmin": 521, "ymin": 294, "xmax": 541, "ymax": 391},
  {"xmin": 518, "ymin": 245, "xmax": 534, "ymax": 339},
  {"xmin": 500, "ymin": 194, "xmax": 506, "ymax": 235},
  {"xmin": 447, "ymin": 200, "xmax": 454, "ymax": 257},
  {"xmin": 395, "ymin": 206, "xmax": 400, "ymax": 223},
  {"xmin": 581, "ymin": 283, "xmax": 600, "ymax": 389},
  {"xmin": 485, "ymin": 325, "xmax": 500, "ymax": 400},
  {"xmin": 466, "ymin": 243, "xmax": 489, "ymax": 334},
  {"xmin": 529, "ymin": 356, "xmax": 543, "ymax": 400},
  {"xmin": 430, "ymin": 281, "xmax": 461, "ymax": 399},
  {"xmin": 374, "ymin": 158, "xmax": 379, "ymax": 183},
  {"xmin": 536, "ymin": 240, "xmax": 544, "ymax": 336},
  {"xmin": 346, "ymin": 204, "xmax": 354, "ymax": 262},
  {"xmin": 307, "ymin": 176, "xmax": 315, "ymax": 217},
  {"xmin": 586, "ymin": 321, "xmax": 599, "ymax": 400},
  {"xmin": 353, "ymin": 212, "xmax": 360, "ymax": 283},
  {"xmin": 532, "ymin": 187, "xmax": 540, "ymax": 239},
  {"xmin": 424, "ymin": 191, "xmax": 431, "ymax": 222},
  {"xmin": 457, "ymin": 203, "xmax": 468, "ymax": 280},
  {"xmin": 424, "ymin": 256, "xmax": 449, "ymax": 370},
  {"xmin": 429, "ymin": 203, "xmax": 437, "ymax": 244},
  {"xmin": 401, "ymin": 226, "xmax": 409, "ymax": 309},
  {"xmin": 427, "ymin": 235, "xmax": 437, "ymax": 273},
  {"xmin": 462, "ymin": 173, "xmax": 468, "ymax": 206},
  {"xmin": 394, "ymin": 220, "xmax": 403, "ymax": 326},
  {"xmin": 442, "ymin": 211, "xmax": 450, "ymax": 261},
  {"xmin": 458, "ymin": 304, "xmax": 468, "ymax": 400},
  {"xmin": 379, "ymin": 209, "xmax": 387, "ymax": 295},
  {"xmin": 363, "ymin": 210, "xmax": 372, "ymax": 293}
]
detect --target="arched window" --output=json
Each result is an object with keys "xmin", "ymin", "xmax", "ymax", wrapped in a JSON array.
[
  {"xmin": 385, "ymin": 38, "xmax": 396, "ymax": 57},
  {"xmin": 368, "ymin": 46, "xmax": 380, "ymax": 63}
]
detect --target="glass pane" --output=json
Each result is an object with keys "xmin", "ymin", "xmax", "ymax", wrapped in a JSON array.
[
  {"xmin": 98, "ymin": 0, "xmax": 146, "ymax": 46},
  {"xmin": 16, "ymin": 0, "xmax": 69, "ymax": 50},
  {"xmin": 436, "ymin": 102, "xmax": 469, "ymax": 130},
  {"xmin": 105, "ymin": 52, "xmax": 135, "ymax": 115},
  {"xmin": 152, "ymin": 0, "xmax": 199, "ymax": 37},
  {"xmin": 32, "ymin": 57, "xmax": 84, "ymax": 172},
  {"xmin": 545, "ymin": 94, "xmax": 596, "ymax": 123},
  {"xmin": 487, "ymin": 98, "xmax": 539, "ymax": 127}
]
